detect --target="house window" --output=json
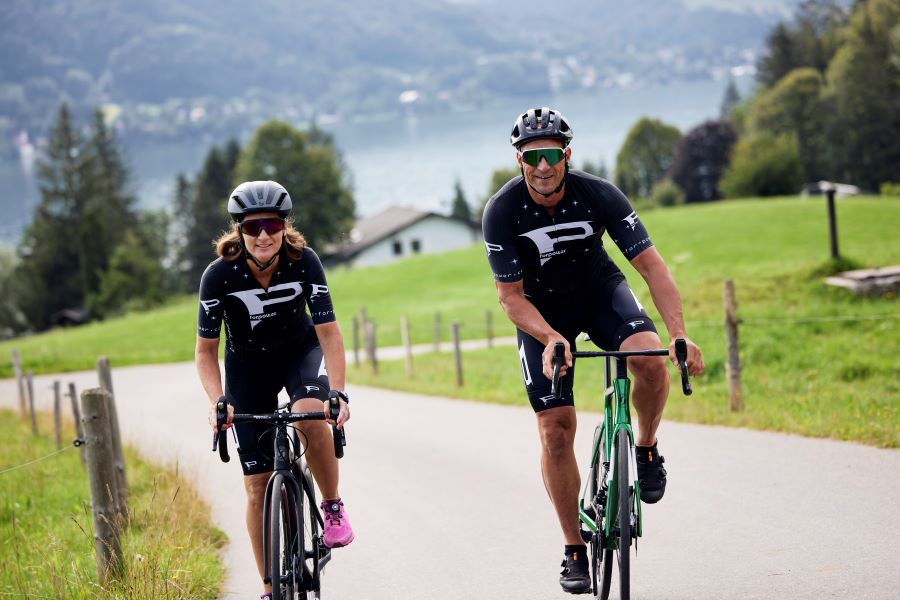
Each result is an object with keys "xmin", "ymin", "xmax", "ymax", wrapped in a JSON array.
[
  {"xmin": 392, "ymin": 240, "xmax": 403, "ymax": 256},
  {"xmin": 411, "ymin": 239, "xmax": 421, "ymax": 253}
]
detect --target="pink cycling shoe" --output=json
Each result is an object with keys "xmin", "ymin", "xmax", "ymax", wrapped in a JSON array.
[{"xmin": 321, "ymin": 499, "xmax": 355, "ymax": 548}]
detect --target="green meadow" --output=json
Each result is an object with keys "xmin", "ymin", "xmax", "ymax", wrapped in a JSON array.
[
  {"xmin": 2, "ymin": 195, "xmax": 898, "ymax": 445},
  {"xmin": 0, "ymin": 411, "xmax": 224, "ymax": 598}
]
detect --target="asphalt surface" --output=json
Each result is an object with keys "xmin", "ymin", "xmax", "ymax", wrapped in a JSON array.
[{"xmin": 2, "ymin": 362, "xmax": 899, "ymax": 599}]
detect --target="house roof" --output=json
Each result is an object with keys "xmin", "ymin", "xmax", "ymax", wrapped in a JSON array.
[{"xmin": 323, "ymin": 205, "xmax": 475, "ymax": 261}]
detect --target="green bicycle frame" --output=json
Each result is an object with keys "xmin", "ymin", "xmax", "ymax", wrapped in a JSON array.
[{"xmin": 578, "ymin": 357, "xmax": 643, "ymax": 543}]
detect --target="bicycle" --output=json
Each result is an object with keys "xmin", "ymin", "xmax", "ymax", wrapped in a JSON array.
[
  {"xmin": 551, "ymin": 338, "xmax": 692, "ymax": 600},
  {"xmin": 212, "ymin": 392, "xmax": 347, "ymax": 600}
]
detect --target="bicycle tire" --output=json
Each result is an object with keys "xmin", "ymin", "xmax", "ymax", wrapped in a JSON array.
[
  {"xmin": 590, "ymin": 424, "xmax": 613, "ymax": 600},
  {"xmin": 301, "ymin": 463, "xmax": 321, "ymax": 600},
  {"xmin": 616, "ymin": 428, "xmax": 632, "ymax": 600},
  {"xmin": 269, "ymin": 473, "xmax": 298, "ymax": 600}
]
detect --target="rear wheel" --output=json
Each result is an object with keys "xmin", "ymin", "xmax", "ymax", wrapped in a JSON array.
[
  {"xmin": 269, "ymin": 474, "xmax": 298, "ymax": 600},
  {"xmin": 589, "ymin": 425, "xmax": 613, "ymax": 600},
  {"xmin": 615, "ymin": 428, "xmax": 632, "ymax": 600}
]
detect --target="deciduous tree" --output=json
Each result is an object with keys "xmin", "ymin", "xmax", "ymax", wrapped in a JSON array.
[
  {"xmin": 614, "ymin": 117, "xmax": 682, "ymax": 199},
  {"xmin": 667, "ymin": 120, "xmax": 738, "ymax": 203}
]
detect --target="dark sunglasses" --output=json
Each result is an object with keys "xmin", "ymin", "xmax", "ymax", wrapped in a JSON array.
[
  {"xmin": 520, "ymin": 147, "xmax": 566, "ymax": 167},
  {"xmin": 240, "ymin": 218, "xmax": 285, "ymax": 237}
]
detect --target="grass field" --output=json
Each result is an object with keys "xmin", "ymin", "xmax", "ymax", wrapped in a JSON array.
[
  {"xmin": 1, "ymin": 195, "xmax": 898, "ymax": 446},
  {"xmin": 0, "ymin": 410, "xmax": 224, "ymax": 598}
]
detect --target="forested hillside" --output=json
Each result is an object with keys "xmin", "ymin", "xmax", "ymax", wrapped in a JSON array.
[{"xmin": 0, "ymin": 0, "xmax": 785, "ymax": 148}]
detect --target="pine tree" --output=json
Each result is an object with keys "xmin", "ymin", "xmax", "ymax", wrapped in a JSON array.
[
  {"xmin": 180, "ymin": 144, "xmax": 237, "ymax": 290},
  {"xmin": 16, "ymin": 104, "xmax": 93, "ymax": 328},
  {"xmin": 450, "ymin": 179, "xmax": 472, "ymax": 221},
  {"xmin": 720, "ymin": 77, "xmax": 741, "ymax": 119},
  {"xmin": 82, "ymin": 109, "xmax": 138, "ymax": 299}
]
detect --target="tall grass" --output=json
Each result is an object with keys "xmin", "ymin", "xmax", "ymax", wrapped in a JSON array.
[{"xmin": 0, "ymin": 410, "xmax": 224, "ymax": 598}]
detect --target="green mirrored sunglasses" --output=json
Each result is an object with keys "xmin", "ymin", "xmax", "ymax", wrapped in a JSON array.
[{"xmin": 520, "ymin": 147, "xmax": 566, "ymax": 167}]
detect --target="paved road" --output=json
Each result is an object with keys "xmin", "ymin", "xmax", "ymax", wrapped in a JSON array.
[{"xmin": 3, "ymin": 363, "xmax": 898, "ymax": 599}]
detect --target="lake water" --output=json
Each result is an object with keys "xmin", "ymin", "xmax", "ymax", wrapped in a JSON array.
[{"xmin": 0, "ymin": 78, "xmax": 748, "ymax": 245}]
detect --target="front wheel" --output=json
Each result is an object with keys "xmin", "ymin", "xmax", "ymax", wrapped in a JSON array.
[
  {"xmin": 301, "ymin": 463, "xmax": 322, "ymax": 600},
  {"xmin": 589, "ymin": 425, "xmax": 613, "ymax": 600},
  {"xmin": 616, "ymin": 428, "xmax": 632, "ymax": 600},
  {"xmin": 269, "ymin": 474, "xmax": 298, "ymax": 600}
]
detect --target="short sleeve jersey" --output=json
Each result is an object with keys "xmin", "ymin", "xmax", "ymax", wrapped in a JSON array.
[
  {"xmin": 481, "ymin": 170, "xmax": 652, "ymax": 305},
  {"xmin": 197, "ymin": 247, "xmax": 336, "ymax": 353}
]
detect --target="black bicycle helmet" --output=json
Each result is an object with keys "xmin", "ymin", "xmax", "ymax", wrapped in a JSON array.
[
  {"xmin": 510, "ymin": 107, "xmax": 574, "ymax": 149},
  {"xmin": 227, "ymin": 180, "xmax": 292, "ymax": 221}
]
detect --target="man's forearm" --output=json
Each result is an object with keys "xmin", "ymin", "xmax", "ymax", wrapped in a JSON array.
[
  {"xmin": 500, "ymin": 293, "xmax": 561, "ymax": 344},
  {"xmin": 645, "ymin": 267, "xmax": 687, "ymax": 339}
]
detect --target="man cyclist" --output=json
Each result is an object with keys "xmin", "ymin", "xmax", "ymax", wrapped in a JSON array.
[
  {"xmin": 481, "ymin": 108, "xmax": 704, "ymax": 594},
  {"xmin": 195, "ymin": 180, "xmax": 354, "ymax": 600}
]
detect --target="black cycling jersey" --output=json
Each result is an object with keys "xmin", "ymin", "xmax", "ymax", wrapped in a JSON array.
[
  {"xmin": 197, "ymin": 247, "xmax": 336, "ymax": 354},
  {"xmin": 483, "ymin": 170, "xmax": 659, "ymax": 412},
  {"xmin": 482, "ymin": 170, "xmax": 653, "ymax": 304}
]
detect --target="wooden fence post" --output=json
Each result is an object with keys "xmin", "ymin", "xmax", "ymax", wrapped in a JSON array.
[
  {"xmin": 352, "ymin": 316, "xmax": 361, "ymax": 367},
  {"xmin": 80, "ymin": 387, "xmax": 123, "ymax": 583},
  {"xmin": 26, "ymin": 370, "xmax": 37, "ymax": 435},
  {"xmin": 97, "ymin": 357, "xmax": 128, "ymax": 519},
  {"xmin": 433, "ymin": 312, "xmax": 442, "ymax": 352},
  {"xmin": 401, "ymin": 316, "xmax": 413, "ymax": 377},
  {"xmin": 452, "ymin": 322, "xmax": 463, "ymax": 387},
  {"xmin": 11, "ymin": 349, "xmax": 25, "ymax": 418},
  {"xmin": 53, "ymin": 381, "xmax": 62, "ymax": 450},
  {"xmin": 724, "ymin": 279, "xmax": 743, "ymax": 412},
  {"xmin": 365, "ymin": 322, "xmax": 378, "ymax": 374},
  {"xmin": 486, "ymin": 310, "xmax": 493, "ymax": 348},
  {"xmin": 69, "ymin": 382, "xmax": 86, "ymax": 466},
  {"xmin": 824, "ymin": 184, "xmax": 840, "ymax": 259}
]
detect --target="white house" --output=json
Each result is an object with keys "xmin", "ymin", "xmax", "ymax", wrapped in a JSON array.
[{"xmin": 322, "ymin": 205, "xmax": 482, "ymax": 268}]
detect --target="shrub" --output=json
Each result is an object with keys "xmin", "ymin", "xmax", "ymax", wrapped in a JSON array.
[
  {"xmin": 649, "ymin": 179, "xmax": 684, "ymax": 207},
  {"xmin": 720, "ymin": 132, "xmax": 803, "ymax": 199},
  {"xmin": 880, "ymin": 182, "xmax": 900, "ymax": 197}
]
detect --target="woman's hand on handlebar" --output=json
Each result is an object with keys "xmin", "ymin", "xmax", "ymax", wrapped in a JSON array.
[
  {"xmin": 542, "ymin": 337, "xmax": 572, "ymax": 380},
  {"xmin": 667, "ymin": 336, "xmax": 705, "ymax": 377},
  {"xmin": 208, "ymin": 396, "xmax": 233, "ymax": 432},
  {"xmin": 324, "ymin": 397, "xmax": 350, "ymax": 429}
]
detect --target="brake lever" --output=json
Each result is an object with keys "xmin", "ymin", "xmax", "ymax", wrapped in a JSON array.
[
  {"xmin": 674, "ymin": 338, "xmax": 693, "ymax": 396},
  {"xmin": 550, "ymin": 342, "xmax": 565, "ymax": 400},
  {"xmin": 328, "ymin": 391, "xmax": 346, "ymax": 459},
  {"xmin": 213, "ymin": 397, "xmax": 231, "ymax": 462}
]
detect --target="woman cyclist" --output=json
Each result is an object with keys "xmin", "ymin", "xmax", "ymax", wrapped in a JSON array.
[{"xmin": 195, "ymin": 180, "xmax": 354, "ymax": 599}]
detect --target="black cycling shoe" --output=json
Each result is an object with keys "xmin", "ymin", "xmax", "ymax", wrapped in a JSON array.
[
  {"xmin": 559, "ymin": 547, "xmax": 591, "ymax": 594},
  {"xmin": 636, "ymin": 441, "xmax": 667, "ymax": 504}
]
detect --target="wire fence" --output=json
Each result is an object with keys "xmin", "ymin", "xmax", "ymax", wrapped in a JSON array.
[
  {"xmin": 686, "ymin": 312, "xmax": 900, "ymax": 328},
  {"xmin": 0, "ymin": 441, "xmax": 78, "ymax": 476}
]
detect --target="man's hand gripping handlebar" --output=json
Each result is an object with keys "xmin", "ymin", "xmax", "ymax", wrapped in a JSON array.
[{"xmin": 549, "ymin": 338, "xmax": 693, "ymax": 400}]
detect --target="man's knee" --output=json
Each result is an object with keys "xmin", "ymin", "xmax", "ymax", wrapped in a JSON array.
[
  {"xmin": 630, "ymin": 355, "xmax": 669, "ymax": 390},
  {"xmin": 537, "ymin": 409, "xmax": 576, "ymax": 457}
]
